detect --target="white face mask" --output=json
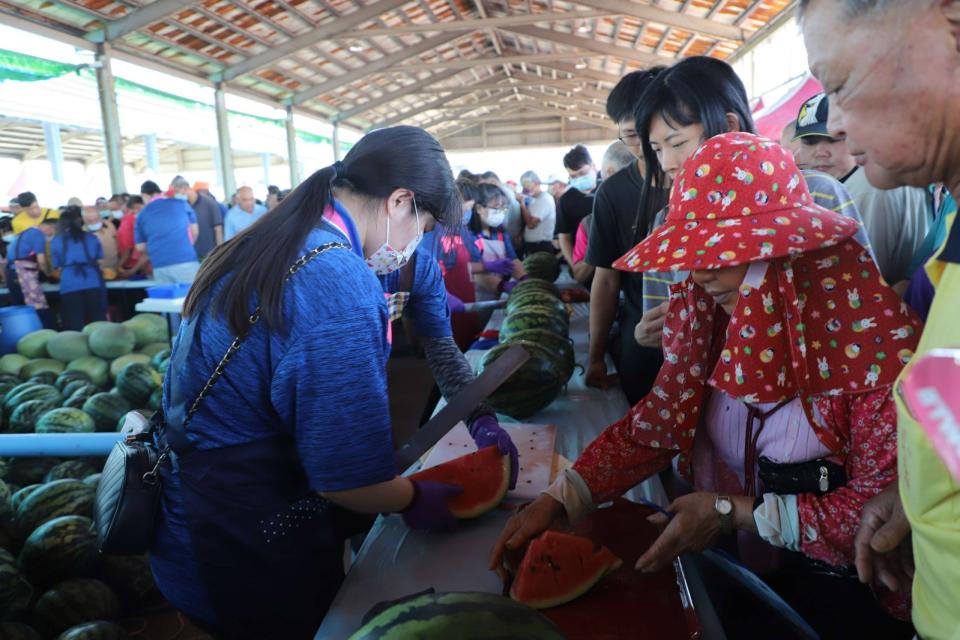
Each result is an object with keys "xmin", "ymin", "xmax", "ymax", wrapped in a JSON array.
[
  {"xmin": 568, "ymin": 173, "xmax": 597, "ymax": 192},
  {"xmin": 2, "ymin": 234, "xmax": 14, "ymax": 243},
  {"xmin": 365, "ymin": 200, "xmax": 423, "ymax": 275},
  {"xmin": 485, "ymin": 208, "xmax": 506, "ymax": 227},
  {"xmin": 112, "ymin": 211, "xmax": 124, "ymax": 220},
  {"xmin": 86, "ymin": 222, "xmax": 103, "ymax": 232}
]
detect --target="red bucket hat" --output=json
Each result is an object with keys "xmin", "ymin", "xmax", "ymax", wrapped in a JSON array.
[{"xmin": 614, "ymin": 132, "xmax": 859, "ymax": 273}]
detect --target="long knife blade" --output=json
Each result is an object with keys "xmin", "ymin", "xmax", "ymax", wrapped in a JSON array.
[{"xmin": 394, "ymin": 343, "xmax": 530, "ymax": 473}]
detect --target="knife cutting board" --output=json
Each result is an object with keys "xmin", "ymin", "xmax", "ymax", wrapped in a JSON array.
[{"xmin": 419, "ymin": 423, "xmax": 557, "ymax": 501}]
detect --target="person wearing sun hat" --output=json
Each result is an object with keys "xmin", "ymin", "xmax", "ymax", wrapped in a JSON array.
[{"xmin": 492, "ymin": 133, "xmax": 922, "ymax": 638}]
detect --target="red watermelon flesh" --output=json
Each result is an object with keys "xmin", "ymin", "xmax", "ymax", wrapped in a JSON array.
[
  {"xmin": 510, "ymin": 530, "xmax": 622, "ymax": 609},
  {"xmin": 409, "ymin": 446, "xmax": 510, "ymax": 518}
]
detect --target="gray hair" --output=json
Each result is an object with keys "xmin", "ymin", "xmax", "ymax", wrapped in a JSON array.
[
  {"xmin": 520, "ymin": 170, "xmax": 541, "ymax": 185},
  {"xmin": 170, "ymin": 176, "xmax": 190, "ymax": 190},
  {"xmin": 799, "ymin": 0, "xmax": 929, "ymax": 20},
  {"xmin": 601, "ymin": 141, "xmax": 635, "ymax": 176}
]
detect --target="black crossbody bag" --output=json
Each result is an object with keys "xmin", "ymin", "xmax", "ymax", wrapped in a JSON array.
[{"xmin": 93, "ymin": 242, "xmax": 348, "ymax": 555}]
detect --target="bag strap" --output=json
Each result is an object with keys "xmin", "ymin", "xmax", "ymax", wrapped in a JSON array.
[{"xmin": 163, "ymin": 241, "xmax": 350, "ymax": 454}]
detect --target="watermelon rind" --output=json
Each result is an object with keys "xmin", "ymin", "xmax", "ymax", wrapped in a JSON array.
[
  {"xmin": 18, "ymin": 515, "xmax": 98, "ymax": 587},
  {"xmin": 31, "ymin": 578, "xmax": 120, "ymax": 638},
  {"xmin": 409, "ymin": 446, "xmax": 510, "ymax": 519},
  {"xmin": 348, "ymin": 591, "xmax": 565, "ymax": 640},
  {"xmin": 56, "ymin": 620, "xmax": 128, "ymax": 640}
]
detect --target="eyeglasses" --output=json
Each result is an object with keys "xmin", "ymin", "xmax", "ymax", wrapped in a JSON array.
[{"xmin": 618, "ymin": 132, "xmax": 640, "ymax": 145}]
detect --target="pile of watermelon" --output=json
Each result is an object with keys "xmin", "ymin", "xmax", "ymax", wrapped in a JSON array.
[
  {"xmin": 0, "ymin": 315, "xmax": 170, "ymax": 437},
  {"xmin": 481, "ymin": 279, "xmax": 575, "ymax": 419}
]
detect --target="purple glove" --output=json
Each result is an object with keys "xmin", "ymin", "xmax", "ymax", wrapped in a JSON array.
[
  {"xmin": 483, "ymin": 258, "xmax": 515, "ymax": 276},
  {"xmin": 469, "ymin": 415, "xmax": 519, "ymax": 490},
  {"xmin": 401, "ymin": 480, "xmax": 463, "ymax": 531},
  {"xmin": 446, "ymin": 291, "xmax": 466, "ymax": 313}
]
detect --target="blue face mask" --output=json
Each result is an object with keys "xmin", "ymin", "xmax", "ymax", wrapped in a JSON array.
[
  {"xmin": 568, "ymin": 173, "xmax": 597, "ymax": 192},
  {"xmin": 173, "ymin": 193, "xmax": 188, "ymax": 201},
  {"xmin": 463, "ymin": 208, "xmax": 473, "ymax": 225}
]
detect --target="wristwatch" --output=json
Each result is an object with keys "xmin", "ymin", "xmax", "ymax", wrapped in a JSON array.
[{"xmin": 715, "ymin": 495, "xmax": 734, "ymax": 535}]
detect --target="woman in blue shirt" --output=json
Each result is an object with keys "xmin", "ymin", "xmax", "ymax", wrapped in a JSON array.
[
  {"xmin": 150, "ymin": 127, "xmax": 472, "ymax": 638},
  {"xmin": 50, "ymin": 206, "xmax": 106, "ymax": 330}
]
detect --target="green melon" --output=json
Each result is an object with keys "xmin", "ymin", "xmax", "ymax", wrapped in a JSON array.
[
  {"xmin": 0, "ymin": 355, "xmax": 29, "ymax": 378},
  {"xmin": 116, "ymin": 363, "xmax": 161, "ymax": 405},
  {"xmin": 6, "ymin": 459, "xmax": 60, "ymax": 487},
  {"xmin": 122, "ymin": 314, "xmax": 169, "ymax": 349},
  {"xmin": 82, "ymin": 394, "xmax": 132, "ymax": 432},
  {"xmin": 97, "ymin": 555, "xmax": 160, "ymax": 609},
  {"xmin": 55, "ymin": 370, "xmax": 92, "ymax": 393},
  {"xmin": 505, "ymin": 292, "xmax": 567, "ymax": 318},
  {"xmin": 19, "ymin": 359, "xmax": 66, "ymax": 380},
  {"xmin": 500, "ymin": 307, "xmax": 569, "ymax": 342},
  {"xmin": 60, "ymin": 379, "xmax": 93, "ymax": 399},
  {"xmin": 43, "ymin": 460, "xmax": 98, "ymax": 482},
  {"xmin": 0, "ymin": 622, "xmax": 42, "ymax": 640},
  {"xmin": 522, "ymin": 251, "xmax": 561, "ymax": 282},
  {"xmin": 0, "ymin": 549, "xmax": 33, "ymax": 621},
  {"xmin": 80, "ymin": 322, "xmax": 113, "ymax": 337},
  {"xmin": 14, "ymin": 479, "xmax": 95, "ymax": 541},
  {"xmin": 35, "ymin": 409, "xmax": 96, "ymax": 435},
  {"xmin": 56, "ymin": 621, "xmax": 127, "ymax": 640},
  {"xmin": 87, "ymin": 325, "xmax": 135, "ymax": 360},
  {"xmin": 510, "ymin": 278, "xmax": 560, "ymax": 298},
  {"xmin": 31, "ymin": 579, "xmax": 120, "ymax": 638},
  {"xmin": 8, "ymin": 400, "xmax": 57, "ymax": 434},
  {"xmin": 18, "ymin": 516, "xmax": 98, "ymax": 587},
  {"xmin": 480, "ymin": 343, "xmax": 565, "ymax": 419},
  {"xmin": 46, "ymin": 333, "xmax": 91, "ymax": 364},
  {"xmin": 137, "ymin": 342, "xmax": 169, "ymax": 358},
  {"xmin": 10, "ymin": 485, "xmax": 42, "ymax": 513},
  {"xmin": 107, "ymin": 354, "xmax": 150, "ymax": 382},
  {"xmin": 15, "ymin": 330, "xmax": 56, "ymax": 359},
  {"xmin": 348, "ymin": 592, "xmax": 565, "ymax": 640},
  {"xmin": 502, "ymin": 330, "xmax": 576, "ymax": 382},
  {"xmin": 65, "ymin": 358, "xmax": 109, "ymax": 388}
]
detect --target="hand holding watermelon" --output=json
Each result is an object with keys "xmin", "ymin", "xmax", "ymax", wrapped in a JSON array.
[
  {"xmin": 468, "ymin": 415, "xmax": 519, "ymax": 489},
  {"xmin": 400, "ymin": 480, "xmax": 463, "ymax": 531},
  {"xmin": 489, "ymin": 494, "xmax": 566, "ymax": 583}
]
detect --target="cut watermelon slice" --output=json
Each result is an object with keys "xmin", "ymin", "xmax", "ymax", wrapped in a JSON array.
[
  {"xmin": 409, "ymin": 446, "xmax": 510, "ymax": 518},
  {"xmin": 509, "ymin": 530, "xmax": 622, "ymax": 609}
]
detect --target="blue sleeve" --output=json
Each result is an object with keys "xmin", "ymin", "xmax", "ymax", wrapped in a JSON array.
[
  {"xmin": 271, "ymin": 276, "xmax": 395, "ymax": 492},
  {"xmin": 410, "ymin": 249, "xmax": 452, "ymax": 337},
  {"xmin": 185, "ymin": 203, "xmax": 197, "ymax": 224},
  {"xmin": 223, "ymin": 214, "xmax": 236, "ymax": 240},
  {"xmin": 50, "ymin": 237, "xmax": 64, "ymax": 269},
  {"xmin": 22, "ymin": 229, "xmax": 44, "ymax": 256},
  {"xmin": 464, "ymin": 230, "xmax": 482, "ymax": 261},
  {"xmin": 134, "ymin": 214, "xmax": 145, "ymax": 244},
  {"xmin": 502, "ymin": 232, "xmax": 517, "ymax": 260}
]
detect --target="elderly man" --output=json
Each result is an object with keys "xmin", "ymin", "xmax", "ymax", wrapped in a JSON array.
[
  {"xmin": 793, "ymin": 93, "xmax": 929, "ymax": 287},
  {"xmin": 224, "ymin": 186, "xmax": 267, "ymax": 240},
  {"xmin": 801, "ymin": 2, "xmax": 960, "ymax": 638},
  {"xmin": 600, "ymin": 141, "xmax": 636, "ymax": 180},
  {"xmin": 518, "ymin": 170, "xmax": 556, "ymax": 256}
]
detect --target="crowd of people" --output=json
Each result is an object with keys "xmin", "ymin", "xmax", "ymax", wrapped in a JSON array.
[{"xmin": 0, "ymin": 181, "xmax": 286, "ymax": 330}]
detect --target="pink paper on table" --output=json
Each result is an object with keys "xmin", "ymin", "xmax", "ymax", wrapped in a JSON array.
[
  {"xmin": 902, "ymin": 349, "xmax": 960, "ymax": 482},
  {"xmin": 420, "ymin": 422, "xmax": 557, "ymax": 501}
]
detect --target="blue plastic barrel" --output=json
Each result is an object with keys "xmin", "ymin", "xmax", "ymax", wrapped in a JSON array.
[{"xmin": 0, "ymin": 306, "xmax": 41, "ymax": 355}]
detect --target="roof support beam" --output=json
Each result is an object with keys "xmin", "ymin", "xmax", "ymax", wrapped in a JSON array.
[
  {"xmin": 336, "ymin": 68, "xmax": 464, "ymax": 121},
  {"xmin": 500, "ymin": 25, "xmax": 675, "ymax": 66},
  {"xmin": 413, "ymin": 51, "xmax": 586, "ymax": 71},
  {"xmin": 291, "ymin": 32, "xmax": 466, "ymax": 106},
  {"xmin": 570, "ymin": 0, "xmax": 744, "ymax": 41},
  {"xmin": 86, "ymin": 0, "xmax": 196, "ymax": 43},
  {"xmin": 366, "ymin": 89, "xmax": 514, "ymax": 129},
  {"xmin": 216, "ymin": 0, "xmax": 413, "ymax": 82},
  {"xmin": 336, "ymin": 9, "xmax": 616, "ymax": 38}
]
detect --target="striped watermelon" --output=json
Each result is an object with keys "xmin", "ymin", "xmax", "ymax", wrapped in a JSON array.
[
  {"xmin": 506, "ymin": 293, "xmax": 567, "ymax": 319},
  {"xmin": 56, "ymin": 621, "xmax": 127, "ymax": 640},
  {"xmin": 3, "ymin": 384, "xmax": 61, "ymax": 419},
  {"xmin": 0, "ymin": 622, "xmax": 42, "ymax": 640},
  {"xmin": 348, "ymin": 592, "xmax": 565, "ymax": 640},
  {"xmin": 63, "ymin": 385, "xmax": 98, "ymax": 411},
  {"xmin": 82, "ymin": 474, "xmax": 100, "ymax": 489},
  {"xmin": 0, "ymin": 382, "xmax": 18, "ymax": 405},
  {"xmin": 150, "ymin": 350, "xmax": 170, "ymax": 370},
  {"xmin": 36, "ymin": 409, "xmax": 96, "ymax": 435},
  {"xmin": 97, "ymin": 555, "xmax": 160, "ymax": 609},
  {"xmin": 0, "ymin": 479, "xmax": 11, "ymax": 522},
  {"xmin": 502, "ymin": 331, "xmax": 576, "ymax": 382},
  {"xmin": 146, "ymin": 387, "xmax": 162, "ymax": 412},
  {"xmin": 499, "ymin": 308, "xmax": 569, "ymax": 342},
  {"xmin": 61, "ymin": 379, "xmax": 94, "ymax": 399},
  {"xmin": 14, "ymin": 479, "xmax": 95, "ymax": 540},
  {"xmin": 8, "ymin": 399, "xmax": 58, "ymax": 434},
  {"xmin": 522, "ymin": 251, "xmax": 561, "ymax": 282},
  {"xmin": 10, "ymin": 485, "xmax": 42, "ymax": 512},
  {"xmin": 6, "ymin": 459, "xmax": 60, "ymax": 486},
  {"xmin": 31, "ymin": 578, "xmax": 120, "ymax": 638},
  {"xmin": 44, "ymin": 461, "xmax": 98, "ymax": 482},
  {"xmin": 0, "ymin": 549, "xmax": 33, "ymax": 620},
  {"xmin": 107, "ymin": 354, "xmax": 150, "ymax": 383},
  {"xmin": 20, "ymin": 359, "xmax": 66, "ymax": 380},
  {"xmin": 26, "ymin": 371, "xmax": 59, "ymax": 386},
  {"xmin": 480, "ymin": 343, "xmax": 565, "ymax": 419},
  {"xmin": 18, "ymin": 516, "xmax": 98, "ymax": 587},
  {"xmin": 510, "ymin": 278, "xmax": 560, "ymax": 298},
  {"xmin": 65, "ymin": 358, "xmax": 109, "ymax": 388},
  {"xmin": 82, "ymin": 393, "xmax": 132, "ymax": 432},
  {"xmin": 115, "ymin": 363, "xmax": 161, "ymax": 405},
  {"xmin": 55, "ymin": 370, "xmax": 92, "ymax": 393}
]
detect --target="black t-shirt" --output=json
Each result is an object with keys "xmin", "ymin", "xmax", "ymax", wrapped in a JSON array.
[
  {"xmin": 585, "ymin": 161, "xmax": 662, "ymax": 319},
  {"xmin": 555, "ymin": 188, "xmax": 595, "ymax": 236}
]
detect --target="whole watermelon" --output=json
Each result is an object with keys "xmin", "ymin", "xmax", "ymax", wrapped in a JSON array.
[
  {"xmin": 82, "ymin": 474, "xmax": 100, "ymax": 489},
  {"xmin": 349, "ymin": 591, "xmax": 565, "ymax": 640},
  {"xmin": 0, "ymin": 549, "xmax": 33, "ymax": 621},
  {"xmin": 502, "ymin": 331, "xmax": 576, "ymax": 382},
  {"xmin": 97, "ymin": 555, "xmax": 160, "ymax": 609},
  {"xmin": 82, "ymin": 394, "xmax": 132, "ymax": 432},
  {"xmin": 480, "ymin": 343, "xmax": 565, "ymax": 419},
  {"xmin": 15, "ymin": 330, "xmax": 56, "ymax": 360},
  {"xmin": 500, "ymin": 307, "xmax": 569, "ymax": 342},
  {"xmin": 3, "ymin": 384, "xmax": 61, "ymax": 419},
  {"xmin": 65, "ymin": 358, "xmax": 109, "ymax": 388},
  {"xmin": 107, "ymin": 354, "xmax": 150, "ymax": 383},
  {"xmin": 115, "ymin": 364, "xmax": 160, "ymax": 405},
  {"xmin": 44, "ymin": 461, "xmax": 98, "ymax": 482},
  {"xmin": 0, "ymin": 622, "xmax": 42, "ymax": 640},
  {"xmin": 31, "ymin": 579, "xmax": 120, "ymax": 638},
  {"xmin": 138, "ymin": 342, "xmax": 169, "ymax": 359},
  {"xmin": 87, "ymin": 325, "xmax": 135, "ymax": 360},
  {"xmin": 18, "ymin": 516, "xmax": 98, "ymax": 587},
  {"xmin": 19, "ymin": 359, "xmax": 66, "ymax": 380},
  {"xmin": 150, "ymin": 350, "xmax": 170, "ymax": 370},
  {"xmin": 506, "ymin": 292, "xmax": 567, "ymax": 318},
  {"xmin": 122, "ymin": 314, "xmax": 168, "ymax": 349},
  {"xmin": 10, "ymin": 485, "xmax": 42, "ymax": 513},
  {"xmin": 80, "ymin": 322, "xmax": 112, "ymax": 337},
  {"xmin": 0, "ymin": 480, "xmax": 11, "ymax": 522},
  {"xmin": 60, "ymin": 380, "xmax": 94, "ymax": 400},
  {"xmin": 5, "ymin": 459, "xmax": 60, "ymax": 487},
  {"xmin": 36, "ymin": 409, "xmax": 96, "ymax": 435},
  {"xmin": 522, "ymin": 252, "xmax": 561, "ymax": 282},
  {"xmin": 509, "ymin": 278, "xmax": 559, "ymax": 298},
  {"xmin": 46, "ymin": 333, "xmax": 91, "ymax": 364},
  {"xmin": 0, "ymin": 355, "xmax": 29, "ymax": 378},
  {"xmin": 56, "ymin": 621, "xmax": 127, "ymax": 640},
  {"xmin": 145, "ymin": 388, "xmax": 162, "ymax": 412},
  {"xmin": 8, "ymin": 400, "xmax": 57, "ymax": 434},
  {"xmin": 14, "ymin": 479, "xmax": 95, "ymax": 540},
  {"xmin": 54, "ymin": 370, "xmax": 92, "ymax": 393}
]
